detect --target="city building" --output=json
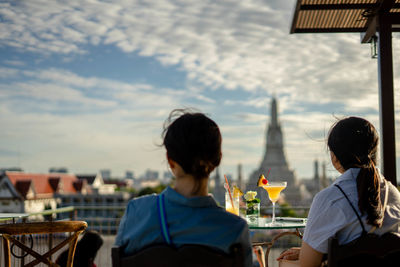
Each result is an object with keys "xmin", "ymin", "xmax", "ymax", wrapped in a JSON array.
[
  {"xmin": 301, "ymin": 160, "xmax": 332, "ymax": 201},
  {"xmin": 125, "ymin": 170, "xmax": 134, "ymax": 179},
  {"xmin": 57, "ymin": 172, "xmax": 131, "ymax": 233},
  {"xmin": 210, "ymin": 167, "xmax": 225, "ymax": 205},
  {"xmin": 100, "ymin": 169, "xmax": 111, "ymax": 179},
  {"xmin": 0, "ymin": 174, "xmax": 24, "ymax": 213},
  {"xmin": 77, "ymin": 172, "xmax": 116, "ymax": 194},
  {"xmin": 0, "ymin": 171, "xmax": 85, "ymax": 215},
  {"xmin": 237, "ymin": 164, "xmax": 243, "ymax": 190}
]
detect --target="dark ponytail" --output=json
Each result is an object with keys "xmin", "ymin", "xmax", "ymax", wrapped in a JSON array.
[
  {"xmin": 328, "ymin": 117, "xmax": 382, "ymax": 227},
  {"xmin": 356, "ymin": 160, "xmax": 382, "ymax": 227}
]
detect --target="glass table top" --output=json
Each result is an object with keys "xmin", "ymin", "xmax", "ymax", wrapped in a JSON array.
[
  {"xmin": 0, "ymin": 213, "xmax": 29, "ymax": 222},
  {"xmin": 248, "ymin": 217, "xmax": 307, "ymax": 230}
]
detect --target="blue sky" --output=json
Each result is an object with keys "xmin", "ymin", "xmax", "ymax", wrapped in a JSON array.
[{"xmin": 1, "ymin": 0, "xmax": 399, "ymax": 182}]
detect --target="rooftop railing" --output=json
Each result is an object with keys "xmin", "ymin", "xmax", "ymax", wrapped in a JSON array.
[
  {"xmin": 0, "ymin": 204, "xmax": 309, "ymax": 267},
  {"xmin": 0, "ymin": 206, "xmax": 126, "ymax": 267}
]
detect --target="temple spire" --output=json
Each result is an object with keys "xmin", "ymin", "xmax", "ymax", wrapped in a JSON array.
[
  {"xmin": 247, "ymin": 97, "xmax": 301, "ymax": 205},
  {"xmin": 263, "ymin": 97, "xmax": 285, "ymax": 166},
  {"xmin": 271, "ymin": 97, "xmax": 278, "ymax": 128}
]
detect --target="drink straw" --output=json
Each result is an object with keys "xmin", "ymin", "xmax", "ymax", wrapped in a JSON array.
[
  {"xmin": 224, "ymin": 174, "xmax": 234, "ymax": 209},
  {"xmin": 265, "ymin": 168, "xmax": 271, "ymax": 179}
]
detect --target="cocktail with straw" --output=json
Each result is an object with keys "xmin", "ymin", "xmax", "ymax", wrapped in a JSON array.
[
  {"xmin": 257, "ymin": 169, "xmax": 287, "ymax": 225},
  {"xmin": 224, "ymin": 175, "xmax": 240, "ymax": 215}
]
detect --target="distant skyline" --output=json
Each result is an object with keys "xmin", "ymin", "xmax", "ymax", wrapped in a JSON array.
[{"xmin": 1, "ymin": 0, "xmax": 399, "ymax": 182}]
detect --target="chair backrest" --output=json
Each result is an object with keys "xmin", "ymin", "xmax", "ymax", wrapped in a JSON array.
[
  {"xmin": 327, "ymin": 232, "xmax": 400, "ymax": 267},
  {"xmin": 0, "ymin": 221, "xmax": 87, "ymax": 267},
  {"xmin": 112, "ymin": 244, "xmax": 244, "ymax": 267}
]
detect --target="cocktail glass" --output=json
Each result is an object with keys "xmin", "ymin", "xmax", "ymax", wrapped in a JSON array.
[
  {"xmin": 225, "ymin": 192, "xmax": 239, "ymax": 216},
  {"xmin": 262, "ymin": 181, "xmax": 287, "ymax": 225},
  {"xmin": 246, "ymin": 201, "xmax": 260, "ymax": 225}
]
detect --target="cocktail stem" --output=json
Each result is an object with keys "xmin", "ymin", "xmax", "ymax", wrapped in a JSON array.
[{"xmin": 272, "ymin": 202, "xmax": 276, "ymax": 224}]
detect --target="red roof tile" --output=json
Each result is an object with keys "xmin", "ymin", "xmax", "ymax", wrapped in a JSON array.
[
  {"xmin": 6, "ymin": 172, "xmax": 79, "ymax": 196},
  {"xmin": 73, "ymin": 180, "xmax": 83, "ymax": 192},
  {"xmin": 104, "ymin": 179, "xmax": 127, "ymax": 187},
  {"xmin": 48, "ymin": 177, "xmax": 60, "ymax": 192},
  {"xmin": 15, "ymin": 180, "xmax": 32, "ymax": 198}
]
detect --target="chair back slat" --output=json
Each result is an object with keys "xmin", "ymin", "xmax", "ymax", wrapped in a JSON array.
[{"xmin": 0, "ymin": 221, "xmax": 87, "ymax": 235}]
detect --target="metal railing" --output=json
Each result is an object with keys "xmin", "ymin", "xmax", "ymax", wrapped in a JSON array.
[{"xmin": 0, "ymin": 205, "xmax": 127, "ymax": 267}]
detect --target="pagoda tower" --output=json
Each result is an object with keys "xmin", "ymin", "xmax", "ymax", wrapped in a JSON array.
[
  {"xmin": 237, "ymin": 163, "xmax": 243, "ymax": 189},
  {"xmin": 247, "ymin": 98, "xmax": 301, "ymax": 205}
]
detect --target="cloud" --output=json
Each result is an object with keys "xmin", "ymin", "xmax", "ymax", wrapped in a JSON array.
[
  {"xmin": 0, "ymin": 67, "xmax": 219, "ymax": 175},
  {"xmin": 0, "ymin": 66, "xmax": 398, "ymax": 179},
  {"xmin": 3, "ymin": 81, "xmax": 108, "ymax": 105},
  {"xmin": 0, "ymin": 67, "xmax": 19, "ymax": 78},
  {"xmin": 0, "ymin": 149, "xmax": 19, "ymax": 157},
  {"xmin": 1, "ymin": 0, "xmax": 391, "ymax": 128},
  {"xmin": 233, "ymin": 112, "xmax": 268, "ymax": 124},
  {"xmin": 0, "ymin": 67, "xmax": 204, "ymax": 115},
  {"xmin": 1, "ymin": 0, "xmax": 400, "ymax": 179},
  {"xmin": 3, "ymin": 59, "xmax": 25, "ymax": 66},
  {"xmin": 0, "ymin": 0, "xmax": 379, "ymax": 102},
  {"xmin": 0, "ymin": 104, "xmax": 167, "ymax": 175}
]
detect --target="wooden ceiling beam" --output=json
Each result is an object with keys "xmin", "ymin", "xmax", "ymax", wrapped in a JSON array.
[
  {"xmin": 300, "ymin": 4, "xmax": 381, "ymax": 11},
  {"xmin": 361, "ymin": 16, "xmax": 377, "ymax": 43}
]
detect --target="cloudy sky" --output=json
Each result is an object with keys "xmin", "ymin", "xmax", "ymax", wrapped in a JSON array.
[{"xmin": 1, "ymin": 0, "xmax": 399, "ymax": 182}]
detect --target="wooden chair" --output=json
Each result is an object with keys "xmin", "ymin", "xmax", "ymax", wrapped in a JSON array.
[
  {"xmin": 327, "ymin": 232, "xmax": 400, "ymax": 267},
  {"xmin": 112, "ymin": 244, "xmax": 244, "ymax": 267},
  {"xmin": 0, "ymin": 221, "xmax": 87, "ymax": 267}
]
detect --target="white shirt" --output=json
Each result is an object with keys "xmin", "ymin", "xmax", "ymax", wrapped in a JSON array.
[{"xmin": 303, "ymin": 168, "xmax": 400, "ymax": 253}]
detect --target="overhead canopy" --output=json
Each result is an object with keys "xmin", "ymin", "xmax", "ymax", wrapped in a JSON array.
[
  {"xmin": 291, "ymin": 0, "xmax": 399, "ymax": 185},
  {"xmin": 291, "ymin": 0, "xmax": 400, "ymax": 34}
]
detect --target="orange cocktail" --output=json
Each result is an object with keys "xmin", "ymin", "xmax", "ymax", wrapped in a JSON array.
[
  {"xmin": 263, "ymin": 184, "xmax": 287, "ymax": 202},
  {"xmin": 262, "ymin": 181, "xmax": 287, "ymax": 225}
]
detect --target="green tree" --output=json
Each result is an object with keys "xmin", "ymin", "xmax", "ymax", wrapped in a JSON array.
[
  {"xmin": 138, "ymin": 184, "xmax": 167, "ymax": 196},
  {"xmin": 280, "ymin": 202, "xmax": 297, "ymax": 217}
]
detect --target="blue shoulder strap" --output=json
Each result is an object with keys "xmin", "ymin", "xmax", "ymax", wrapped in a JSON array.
[{"xmin": 157, "ymin": 194, "xmax": 172, "ymax": 245}]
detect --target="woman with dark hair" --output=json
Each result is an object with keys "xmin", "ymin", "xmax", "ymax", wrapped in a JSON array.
[
  {"xmin": 115, "ymin": 109, "xmax": 252, "ymax": 266},
  {"xmin": 278, "ymin": 116, "xmax": 400, "ymax": 267}
]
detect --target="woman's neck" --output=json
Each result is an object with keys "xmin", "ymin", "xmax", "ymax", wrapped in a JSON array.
[{"xmin": 173, "ymin": 174, "xmax": 209, "ymax": 198}]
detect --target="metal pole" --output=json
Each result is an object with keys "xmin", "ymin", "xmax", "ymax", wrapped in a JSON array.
[
  {"xmin": 48, "ymin": 216, "xmax": 53, "ymax": 262},
  {"xmin": 377, "ymin": 14, "xmax": 397, "ymax": 185},
  {"xmin": 20, "ymin": 218, "xmax": 27, "ymax": 267}
]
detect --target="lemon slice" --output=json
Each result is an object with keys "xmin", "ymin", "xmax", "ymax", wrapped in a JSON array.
[
  {"xmin": 257, "ymin": 174, "xmax": 268, "ymax": 187},
  {"xmin": 233, "ymin": 185, "xmax": 243, "ymax": 198}
]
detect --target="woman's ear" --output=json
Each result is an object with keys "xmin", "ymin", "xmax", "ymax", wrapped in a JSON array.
[
  {"xmin": 330, "ymin": 151, "xmax": 345, "ymax": 174},
  {"xmin": 167, "ymin": 155, "xmax": 175, "ymax": 169}
]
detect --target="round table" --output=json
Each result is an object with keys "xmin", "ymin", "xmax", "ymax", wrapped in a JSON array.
[{"xmin": 248, "ymin": 217, "xmax": 307, "ymax": 267}]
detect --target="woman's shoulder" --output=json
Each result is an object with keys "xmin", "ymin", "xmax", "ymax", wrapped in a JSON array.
[
  {"xmin": 310, "ymin": 182, "xmax": 354, "ymax": 215},
  {"xmin": 206, "ymin": 207, "xmax": 248, "ymax": 229},
  {"xmin": 132, "ymin": 193, "xmax": 158, "ymax": 201},
  {"xmin": 385, "ymin": 180, "xmax": 400, "ymax": 203},
  {"xmin": 125, "ymin": 193, "xmax": 158, "ymax": 211},
  {"xmin": 314, "ymin": 170, "xmax": 357, "ymax": 202},
  {"xmin": 314, "ymin": 184, "xmax": 342, "ymax": 203}
]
